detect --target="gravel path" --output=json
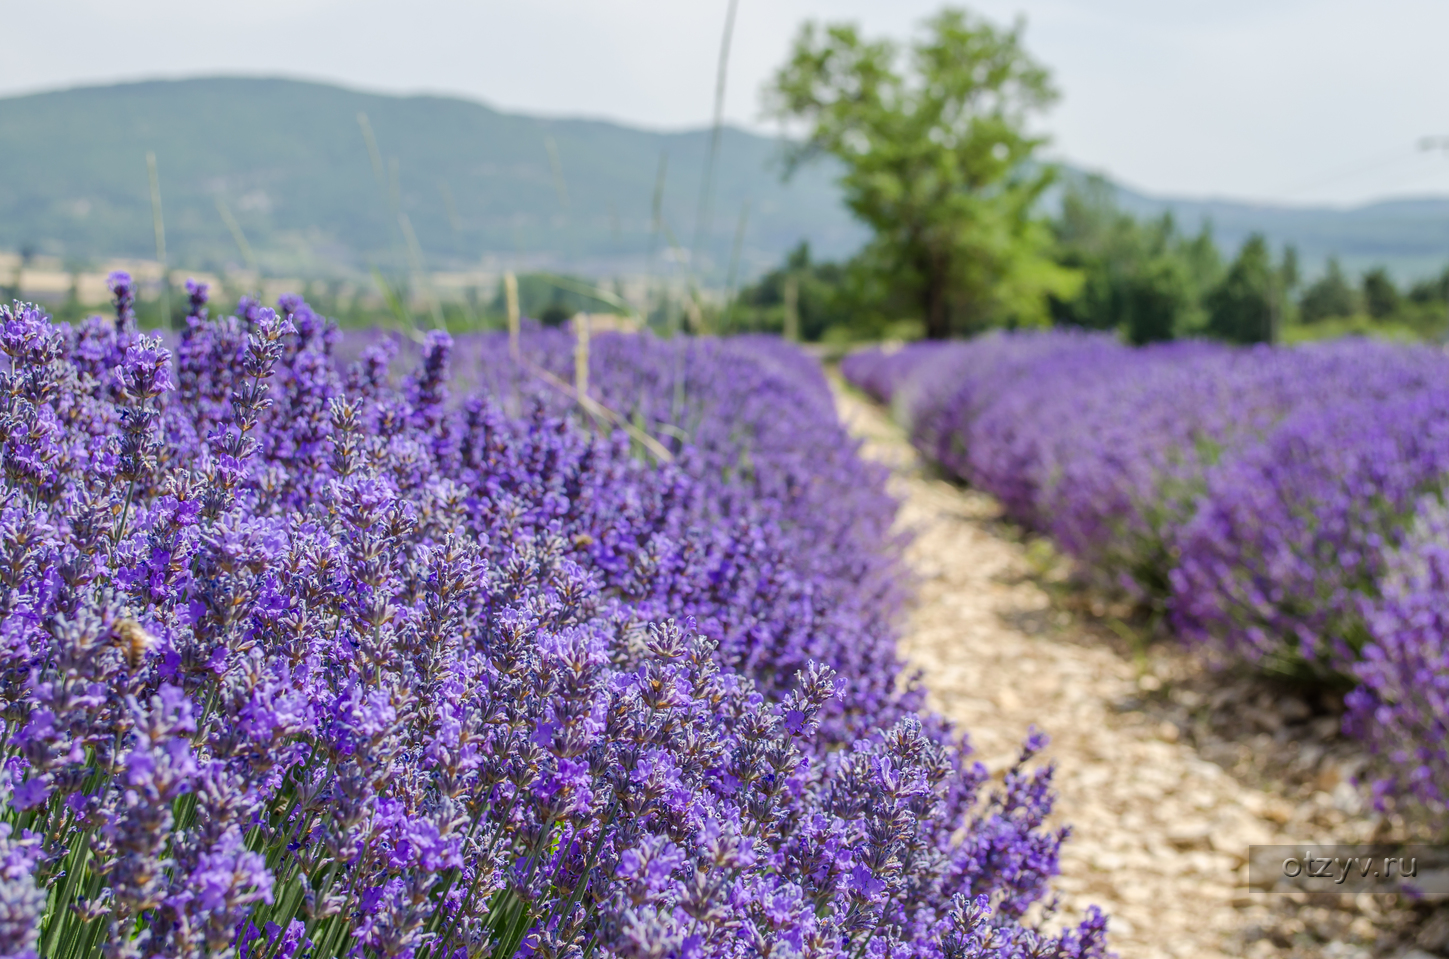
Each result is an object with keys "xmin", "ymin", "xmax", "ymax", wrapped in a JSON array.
[{"xmin": 831, "ymin": 381, "xmax": 1425, "ymax": 959}]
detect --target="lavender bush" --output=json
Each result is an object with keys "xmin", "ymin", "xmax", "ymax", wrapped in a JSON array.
[
  {"xmin": 843, "ymin": 331, "xmax": 1449, "ymax": 814},
  {"xmin": 1348, "ymin": 494, "xmax": 1449, "ymax": 811},
  {"xmin": 0, "ymin": 281, "xmax": 1107, "ymax": 958}
]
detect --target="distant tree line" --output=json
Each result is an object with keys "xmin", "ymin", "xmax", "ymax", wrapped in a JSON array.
[
  {"xmin": 1044, "ymin": 175, "xmax": 1449, "ymax": 345},
  {"xmin": 724, "ymin": 6, "xmax": 1449, "ymax": 345},
  {"xmin": 727, "ymin": 173, "xmax": 1449, "ymax": 345}
]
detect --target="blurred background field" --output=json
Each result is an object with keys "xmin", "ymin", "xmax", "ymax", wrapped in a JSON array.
[
  {"xmin": 9, "ymin": 29, "xmax": 1449, "ymax": 346},
  {"xmin": 13, "ymin": 4, "xmax": 1449, "ymax": 956}
]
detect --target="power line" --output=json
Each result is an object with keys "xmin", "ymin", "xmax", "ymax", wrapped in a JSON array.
[{"xmin": 1275, "ymin": 142, "xmax": 1420, "ymax": 198}]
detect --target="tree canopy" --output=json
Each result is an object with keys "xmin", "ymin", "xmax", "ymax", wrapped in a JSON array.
[{"xmin": 767, "ymin": 8, "xmax": 1078, "ymax": 338}]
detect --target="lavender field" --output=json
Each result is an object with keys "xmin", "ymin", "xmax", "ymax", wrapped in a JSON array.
[
  {"xmin": 0, "ymin": 278, "xmax": 1112, "ymax": 958},
  {"xmin": 843, "ymin": 332, "xmax": 1449, "ymax": 824}
]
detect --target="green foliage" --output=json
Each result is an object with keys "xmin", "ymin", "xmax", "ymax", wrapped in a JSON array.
[
  {"xmin": 1048, "ymin": 175, "xmax": 1220, "ymax": 343},
  {"xmin": 1200, "ymin": 234, "xmax": 1299, "ymax": 345},
  {"xmin": 1288, "ymin": 261, "xmax": 1447, "ymax": 342},
  {"xmin": 724, "ymin": 242, "xmax": 841, "ymax": 339},
  {"xmin": 1298, "ymin": 257, "xmax": 1357, "ymax": 323},
  {"xmin": 1205, "ymin": 235, "xmax": 1274, "ymax": 344},
  {"xmin": 1045, "ymin": 179, "xmax": 1449, "ymax": 347},
  {"xmin": 1121, "ymin": 256, "xmax": 1192, "ymax": 344},
  {"xmin": 486, "ymin": 272, "xmax": 614, "ymax": 327},
  {"xmin": 1408, "ymin": 267, "xmax": 1449, "ymax": 306},
  {"xmin": 1361, "ymin": 266, "xmax": 1401, "ymax": 319},
  {"xmin": 766, "ymin": 7, "xmax": 1079, "ymax": 338},
  {"xmin": 1280, "ymin": 314, "xmax": 1427, "ymax": 344}
]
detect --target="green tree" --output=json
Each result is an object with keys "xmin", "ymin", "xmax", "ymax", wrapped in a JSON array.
[
  {"xmin": 1408, "ymin": 267, "xmax": 1449, "ymax": 306},
  {"xmin": 1361, "ymin": 266, "xmax": 1400, "ymax": 319},
  {"xmin": 1048, "ymin": 175, "xmax": 1219, "ymax": 342},
  {"xmin": 726, "ymin": 242, "xmax": 849, "ymax": 340},
  {"xmin": 1298, "ymin": 258, "xmax": 1357, "ymax": 323},
  {"xmin": 767, "ymin": 7, "xmax": 1079, "ymax": 338},
  {"xmin": 1205, "ymin": 234, "xmax": 1276, "ymax": 344},
  {"xmin": 1122, "ymin": 256, "xmax": 1192, "ymax": 344}
]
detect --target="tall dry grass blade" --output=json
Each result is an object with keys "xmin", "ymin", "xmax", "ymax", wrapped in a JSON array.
[
  {"xmin": 356, "ymin": 113, "xmax": 409, "ymax": 280},
  {"xmin": 691, "ymin": 0, "xmax": 741, "ymax": 270},
  {"xmin": 146, "ymin": 151, "xmax": 171, "ymax": 327},
  {"xmin": 214, "ymin": 196, "xmax": 259, "ymax": 276},
  {"xmin": 783, "ymin": 273, "xmax": 799, "ymax": 342},
  {"xmin": 518, "ymin": 356, "xmax": 673, "ymax": 463},
  {"xmin": 536, "ymin": 273, "xmax": 642, "ymax": 326},
  {"xmin": 388, "ymin": 158, "xmax": 403, "ymax": 221},
  {"xmin": 398, "ymin": 209, "xmax": 447, "ymax": 331},
  {"xmin": 722, "ymin": 200, "xmax": 750, "ymax": 329},
  {"xmin": 648, "ymin": 151, "xmax": 670, "ymax": 329},
  {"xmin": 648, "ymin": 151, "xmax": 669, "ymax": 266},
  {"xmin": 438, "ymin": 178, "xmax": 480, "ymax": 328},
  {"xmin": 574, "ymin": 312, "xmax": 590, "ymax": 399},
  {"xmin": 370, "ymin": 267, "xmax": 425, "ymax": 343},
  {"xmin": 438, "ymin": 179, "xmax": 464, "ymax": 234},
  {"xmin": 545, "ymin": 137, "xmax": 570, "ymax": 212},
  {"xmin": 357, "ymin": 113, "xmax": 387, "ymax": 195}
]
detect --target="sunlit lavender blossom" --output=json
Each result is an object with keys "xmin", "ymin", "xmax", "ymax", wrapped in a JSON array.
[{"xmin": 0, "ymin": 298, "xmax": 1103, "ymax": 958}]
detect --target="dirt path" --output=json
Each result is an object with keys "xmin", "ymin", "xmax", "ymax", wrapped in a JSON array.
[{"xmin": 831, "ymin": 383, "xmax": 1414, "ymax": 959}]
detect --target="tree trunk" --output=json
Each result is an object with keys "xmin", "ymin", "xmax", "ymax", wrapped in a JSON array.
[{"xmin": 923, "ymin": 273, "xmax": 951, "ymax": 340}]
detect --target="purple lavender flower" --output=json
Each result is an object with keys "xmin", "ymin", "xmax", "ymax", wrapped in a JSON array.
[
  {"xmin": 844, "ymin": 330, "xmax": 1449, "ymax": 822},
  {"xmin": 185, "ymin": 278, "xmax": 209, "ymax": 320},
  {"xmin": 0, "ymin": 297, "xmax": 1104, "ymax": 959},
  {"xmin": 0, "ymin": 823, "xmax": 42, "ymax": 959},
  {"xmin": 108, "ymin": 270, "xmax": 137, "ymax": 333}
]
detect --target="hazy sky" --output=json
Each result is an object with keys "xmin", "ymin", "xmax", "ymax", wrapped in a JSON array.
[{"xmin": 6, "ymin": 0, "xmax": 1449, "ymax": 206}]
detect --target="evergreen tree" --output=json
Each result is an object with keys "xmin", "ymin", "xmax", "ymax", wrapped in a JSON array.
[
  {"xmin": 1298, "ymin": 257, "xmax": 1357, "ymax": 323},
  {"xmin": 1205, "ymin": 234, "xmax": 1275, "ymax": 344},
  {"xmin": 1361, "ymin": 267, "xmax": 1401, "ymax": 319},
  {"xmin": 1123, "ymin": 256, "xmax": 1191, "ymax": 345}
]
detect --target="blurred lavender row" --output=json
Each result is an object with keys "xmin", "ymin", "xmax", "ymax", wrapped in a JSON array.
[
  {"xmin": 843, "ymin": 331, "xmax": 1449, "ymax": 816},
  {"xmin": 0, "ymin": 279, "xmax": 1107, "ymax": 958}
]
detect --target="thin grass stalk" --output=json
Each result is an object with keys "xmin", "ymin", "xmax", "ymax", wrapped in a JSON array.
[
  {"xmin": 146, "ymin": 151, "xmax": 171, "ymax": 329},
  {"xmin": 520, "ymin": 357, "xmax": 673, "ymax": 463},
  {"xmin": 536, "ymin": 273, "xmax": 644, "ymax": 327},
  {"xmin": 214, "ymin": 195, "xmax": 260, "ymax": 281},
  {"xmin": 438, "ymin": 179, "xmax": 482, "ymax": 329},
  {"xmin": 356, "ymin": 113, "xmax": 410, "ymax": 289},
  {"xmin": 544, "ymin": 137, "xmax": 570, "ymax": 213},
  {"xmin": 721, "ymin": 200, "xmax": 750, "ymax": 330},
  {"xmin": 574, "ymin": 312, "xmax": 590, "ymax": 399},
  {"xmin": 691, "ymin": 0, "xmax": 741, "ymax": 269},
  {"xmin": 398, "ymin": 208, "xmax": 447, "ymax": 331},
  {"xmin": 371, "ymin": 267, "xmax": 424, "ymax": 342},
  {"xmin": 783, "ymin": 273, "xmax": 799, "ymax": 342},
  {"xmin": 647, "ymin": 152, "xmax": 669, "ymax": 334}
]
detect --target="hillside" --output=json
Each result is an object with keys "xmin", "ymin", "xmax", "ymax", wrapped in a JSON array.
[
  {"xmin": 0, "ymin": 77, "xmax": 866, "ymax": 282},
  {"xmin": 5, "ymin": 77, "xmax": 1449, "ymax": 285},
  {"xmin": 1111, "ymin": 186, "xmax": 1449, "ymax": 281}
]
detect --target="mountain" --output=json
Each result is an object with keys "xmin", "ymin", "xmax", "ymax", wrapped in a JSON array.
[
  {"xmin": 1106, "ymin": 184, "xmax": 1449, "ymax": 282},
  {"xmin": 0, "ymin": 77, "xmax": 866, "ymax": 282},
  {"xmin": 5, "ymin": 77, "xmax": 1449, "ymax": 285}
]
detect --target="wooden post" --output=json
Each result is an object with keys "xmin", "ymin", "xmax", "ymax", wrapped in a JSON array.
[
  {"xmin": 504, "ymin": 271, "xmax": 520, "ymax": 360},
  {"xmin": 574, "ymin": 312, "xmax": 590, "ymax": 399},
  {"xmin": 684, "ymin": 295, "xmax": 705, "ymax": 335}
]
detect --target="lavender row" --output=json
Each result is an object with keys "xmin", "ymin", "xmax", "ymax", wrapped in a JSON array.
[
  {"xmin": 0, "ymin": 283, "xmax": 1107, "ymax": 959},
  {"xmin": 842, "ymin": 332, "xmax": 1449, "ymax": 814}
]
